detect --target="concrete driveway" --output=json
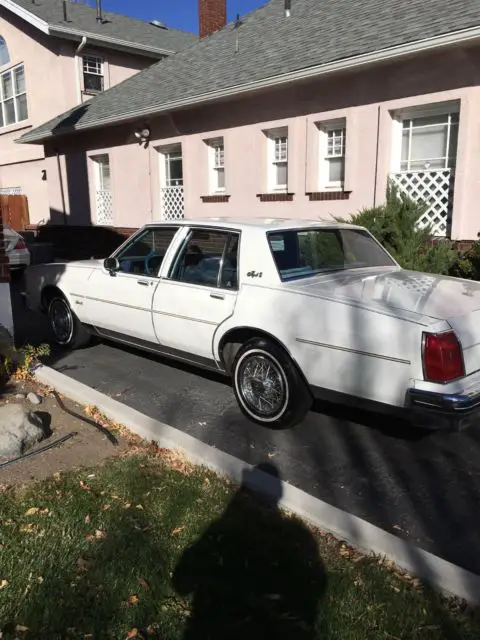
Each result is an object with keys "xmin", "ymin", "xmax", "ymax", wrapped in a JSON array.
[{"xmin": 10, "ymin": 276, "xmax": 480, "ymax": 576}]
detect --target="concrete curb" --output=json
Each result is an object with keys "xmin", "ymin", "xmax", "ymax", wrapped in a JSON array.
[{"xmin": 36, "ymin": 363, "xmax": 480, "ymax": 605}]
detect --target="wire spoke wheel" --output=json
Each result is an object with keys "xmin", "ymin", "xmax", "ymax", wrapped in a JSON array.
[
  {"xmin": 49, "ymin": 299, "xmax": 73, "ymax": 345},
  {"xmin": 237, "ymin": 352, "xmax": 287, "ymax": 419}
]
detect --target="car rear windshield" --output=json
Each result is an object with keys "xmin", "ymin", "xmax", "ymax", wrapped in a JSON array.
[{"xmin": 267, "ymin": 228, "xmax": 396, "ymax": 281}]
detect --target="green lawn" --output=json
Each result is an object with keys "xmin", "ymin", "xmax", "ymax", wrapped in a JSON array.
[{"xmin": 0, "ymin": 452, "xmax": 478, "ymax": 639}]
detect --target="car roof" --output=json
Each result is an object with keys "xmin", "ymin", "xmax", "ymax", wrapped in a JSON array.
[{"xmin": 146, "ymin": 217, "xmax": 363, "ymax": 233}]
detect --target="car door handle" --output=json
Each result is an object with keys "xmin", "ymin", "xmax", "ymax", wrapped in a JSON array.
[
  {"xmin": 210, "ymin": 292, "xmax": 225, "ymax": 300},
  {"xmin": 137, "ymin": 280, "xmax": 149, "ymax": 286}
]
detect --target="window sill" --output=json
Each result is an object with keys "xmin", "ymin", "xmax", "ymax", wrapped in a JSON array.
[
  {"xmin": 201, "ymin": 194, "xmax": 231, "ymax": 203},
  {"xmin": 307, "ymin": 191, "xmax": 351, "ymax": 201},
  {"xmin": 0, "ymin": 120, "xmax": 31, "ymax": 137},
  {"xmin": 257, "ymin": 193, "xmax": 294, "ymax": 202}
]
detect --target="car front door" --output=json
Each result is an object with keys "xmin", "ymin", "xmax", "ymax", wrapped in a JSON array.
[
  {"xmin": 153, "ymin": 228, "xmax": 240, "ymax": 366},
  {"xmin": 85, "ymin": 226, "xmax": 180, "ymax": 343}
]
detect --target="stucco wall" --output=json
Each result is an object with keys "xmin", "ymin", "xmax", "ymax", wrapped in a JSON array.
[
  {"xmin": 45, "ymin": 44, "xmax": 480, "ymax": 239},
  {"xmin": 0, "ymin": 7, "xmax": 156, "ymax": 223}
]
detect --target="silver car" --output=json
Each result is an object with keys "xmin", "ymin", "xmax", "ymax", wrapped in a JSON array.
[{"xmin": 3, "ymin": 224, "xmax": 30, "ymax": 271}]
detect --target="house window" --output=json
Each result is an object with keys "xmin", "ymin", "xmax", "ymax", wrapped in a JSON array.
[
  {"xmin": 0, "ymin": 36, "xmax": 10, "ymax": 67},
  {"xmin": 400, "ymin": 111, "xmax": 458, "ymax": 171},
  {"xmin": 206, "ymin": 138, "xmax": 225, "ymax": 192},
  {"xmin": 265, "ymin": 127, "xmax": 288, "ymax": 191},
  {"xmin": 318, "ymin": 120, "xmax": 346, "ymax": 189},
  {"xmin": 0, "ymin": 64, "xmax": 28, "ymax": 128},
  {"xmin": 83, "ymin": 55, "xmax": 104, "ymax": 93},
  {"xmin": 93, "ymin": 154, "xmax": 111, "ymax": 190}
]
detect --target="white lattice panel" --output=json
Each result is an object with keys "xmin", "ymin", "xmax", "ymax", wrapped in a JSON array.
[
  {"xmin": 390, "ymin": 170, "xmax": 454, "ymax": 237},
  {"xmin": 96, "ymin": 189, "xmax": 113, "ymax": 225},
  {"xmin": 161, "ymin": 186, "xmax": 184, "ymax": 220},
  {"xmin": 0, "ymin": 187, "xmax": 21, "ymax": 195}
]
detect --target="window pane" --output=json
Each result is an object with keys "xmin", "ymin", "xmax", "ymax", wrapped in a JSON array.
[
  {"xmin": 14, "ymin": 66, "xmax": 25, "ymax": 94},
  {"xmin": 16, "ymin": 94, "xmax": 27, "ymax": 121},
  {"xmin": 411, "ymin": 114, "xmax": 450, "ymax": 128},
  {"xmin": 171, "ymin": 229, "xmax": 229, "ymax": 286},
  {"xmin": 328, "ymin": 157, "xmax": 344, "ymax": 183},
  {"xmin": 167, "ymin": 155, "xmax": 183, "ymax": 186},
  {"xmin": 216, "ymin": 168, "xmax": 225, "ymax": 190},
  {"xmin": 410, "ymin": 124, "xmax": 448, "ymax": 163},
  {"xmin": 0, "ymin": 37, "xmax": 10, "ymax": 67},
  {"xmin": 2, "ymin": 71, "xmax": 12, "ymax": 99},
  {"xmin": 268, "ymin": 229, "xmax": 395, "ymax": 281},
  {"xmin": 4, "ymin": 98, "xmax": 15, "ymax": 125},
  {"xmin": 448, "ymin": 123, "xmax": 459, "ymax": 168},
  {"xmin": 0, "ymin": 104, "xmax": 3, "ymax": 127},
  {"xmin": 117, "ymin": 228, "xmax": 178, "ymax": 276},
  {"xmin": 409, "ymin": 159, "xmax": 446, "ymax": 171},
  {"xmin": 401, "ymin": 129, "xmax": 409, "ymax": 164},
  {"xmin": 100, "ymin": 163, "xmax": 111, "ymax": 191},
  {"xmin": 84, "ymin": 73, "xmax": 103, "ymax": 92},
  {"xmin": 220, "ymin": 234, "xmax": 239, "ymax": 289},
  {"xmin": 276, "ymin": 162, "xmax": 287, "ymax": 187}
]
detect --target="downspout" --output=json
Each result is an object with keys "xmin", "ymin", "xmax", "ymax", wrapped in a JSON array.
[
  {"xmin": 372, "ymin": 105, "xmax": 381, "ymax": 207},
  {"xmin": 74, "ymin": 36, "xmax": 87, "ymax": 104}
]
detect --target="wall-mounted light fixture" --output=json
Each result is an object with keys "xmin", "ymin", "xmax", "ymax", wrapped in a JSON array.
[{"xmin": 134, "ymin": 125, "xmax": 151, "ymax": 147}]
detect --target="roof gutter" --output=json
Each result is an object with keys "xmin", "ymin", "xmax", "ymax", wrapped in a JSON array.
[
  {"xmin": 49, "ymin": 26, "xmax": 176, "ymax": 57},
  {"xmin": 19, "ymin": 22, "xmax": 480, "ymax": 144}
]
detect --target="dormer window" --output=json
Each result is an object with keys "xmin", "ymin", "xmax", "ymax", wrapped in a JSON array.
[{"xmin": 83, "ymin": 55, "xmax": 104, "ymax": 93}]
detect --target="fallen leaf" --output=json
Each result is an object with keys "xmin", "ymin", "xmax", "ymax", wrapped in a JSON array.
[
  {"xmin": 79, "ymin": 481, "xmax": 91, "ymax": 491},
  {"xmin": 85, "ymin": 515, "xmax": 91, "ymax": 524},
  {"xmin": 0, "ymin": 579, "xmax": 8, "ymax": 589},
  {"xmin": 15, "ymin": 625, "xmax": 29, "ymax": 633},
  {"xmin": 126, "ymin": 629, "xmax": 138, "ymax": 639},
  {"xmin": 127, "ymin": 594, "xmax": 140, "ymax": 606},
  {"xmin": 53, "ymin": 472, "xmax": 61, "ymax": 481},
  {"xmin": 171, "ymin": 526, "xmax": 185, "ymax": 536},
  {"xmin": 102, "ymin": 504, "xmax": 111, "ymax": 511},
  {"xmin": 124, "ymin": 503, "xmax": 132, "ymax": 509},
  {"xmin": 20, "ymin": 523, "xmax": 36, "ymax": 533},
  {"xmin": 36, "ymin": 576, "xmax": 44, "ymax": 584},
  {"xmin": 135, "ymin": 504, "xmax": 144, "ymax": 510},
  {"xmin": 25, "ymin": 507, "xmax": 40, "ymax": 516},
  {"xmin": 95, "ymin": 529, "xmax": 106, "ymax": 539},
  {"xmin": 110, "ymin": 495, "xmax": 120, "ymax": 500},
  {"xmin": 87, "ymin": 474, "xmax": 95, "ymax": 479}
]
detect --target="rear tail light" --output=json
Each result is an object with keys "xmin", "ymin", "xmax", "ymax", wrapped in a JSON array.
[
  {"xmin": 14, "ymin": 238, "xmax": 26, "ymax": 250},
  {"xmin": 423, "ymin": 331, "xmax": 465, "ymax": 383}
]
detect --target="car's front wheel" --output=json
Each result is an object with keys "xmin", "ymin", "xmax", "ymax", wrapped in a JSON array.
[
  {"xmin": 48, "ymin": 296, "xmax": 90, "ymax": 349},
  {"xmin": 232, "ymin": 338, "xmax": 312, "ymax": 428}
]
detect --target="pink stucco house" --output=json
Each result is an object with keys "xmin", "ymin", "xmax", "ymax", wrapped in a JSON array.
[
  {"xmin": 18, "ymin": 0, "xmax": 480, "ymax": 240},
  {"xmin": 0, "ymin": 0, "xmax": 195, "ymax": 224}
]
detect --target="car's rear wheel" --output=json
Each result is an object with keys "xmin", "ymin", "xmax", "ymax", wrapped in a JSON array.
[
  {"xmin": 48, "ymin": 296, "xmax": 90, "ymax": 349},
  {"xmin": 232, "ymin": 338, "xmax": 312, "ymax": 428}
]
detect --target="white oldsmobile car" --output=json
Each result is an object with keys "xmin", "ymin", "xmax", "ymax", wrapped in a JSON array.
[{"xmin": 25, "ymin": 218, "xmax": 480, "ymax": 430}]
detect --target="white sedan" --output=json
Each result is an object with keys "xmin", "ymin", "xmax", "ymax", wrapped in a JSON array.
[
  {"xmin": 24, "ymin": 218, "xmax": 480, "ymax": 430},
  {"xmin": 4, "ymin": 225, "xmax": 30, "ymax": 271}
]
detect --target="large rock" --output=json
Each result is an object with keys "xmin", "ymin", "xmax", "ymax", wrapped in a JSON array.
[{"xmin": 0, "ymin": 404, "xmax": 47, "ymax": 459}]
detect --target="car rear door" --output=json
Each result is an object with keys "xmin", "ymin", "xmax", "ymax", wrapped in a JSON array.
[{"xmin": 152, "ymin": 227, "xmax": 240, "ymax": 366}]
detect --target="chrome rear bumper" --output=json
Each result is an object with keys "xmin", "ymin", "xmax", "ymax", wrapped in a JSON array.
[{"xmin": 406, "ymin": 387, "xmax": 480, "ymax": 431}]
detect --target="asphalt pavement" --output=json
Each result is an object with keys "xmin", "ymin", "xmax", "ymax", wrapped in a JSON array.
[{"xmin": 10, "ymin": 277, "xmax": 480, "ymax": 575}]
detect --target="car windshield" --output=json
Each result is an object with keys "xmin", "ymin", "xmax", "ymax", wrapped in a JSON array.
[{"xmin": 267, "ymin": 228, "xmax": 396, "ymax": 281}]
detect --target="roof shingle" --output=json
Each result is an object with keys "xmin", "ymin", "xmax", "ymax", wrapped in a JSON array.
[
  {"xmin": 9, "ymin": 0, "xmax": 196, "ymax": 53},
  {"xmin": 19, "ymin": 0, "xmax": 480, "ymax": 144}
]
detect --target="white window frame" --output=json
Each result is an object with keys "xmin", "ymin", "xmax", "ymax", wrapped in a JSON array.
[
  {"xmin": 91, "ymin": 153, "xmax": 111, "ymax": 191},
  {"xmin": 206, "ymin": 137, "xmax": 226, "ymax": 193},
  {"xmin": 391, "ymin": 101, "xmax": 460, "ymax": 173},
  {"xmin": 265, "ymin": 127, "xmax": 288, "ymax": 192},
  {"xmin": 82, "ymin": 54, "xmax": 104, "ymax": 94},
  {"xmin": 0, "ymin": 63, "xmax": 27, "ymax": 129},
  {"xmin": 317, "ymin": 119, "xmax": 346, "ymax": 190}
]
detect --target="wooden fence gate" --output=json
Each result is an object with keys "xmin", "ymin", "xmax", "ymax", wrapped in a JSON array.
[{"xmin": 0, "ymin": 195, "xmax": 30, "ymax": 231}]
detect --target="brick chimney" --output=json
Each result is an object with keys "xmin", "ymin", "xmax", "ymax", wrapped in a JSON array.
[{"xmin": 199, "ymin": 0, "xmax": 226, "ymax": 38}]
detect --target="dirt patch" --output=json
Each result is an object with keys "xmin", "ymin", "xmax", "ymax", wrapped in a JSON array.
[{"xmin": 0, "ymin": 381, "xmax": 127, "ymax": 487}]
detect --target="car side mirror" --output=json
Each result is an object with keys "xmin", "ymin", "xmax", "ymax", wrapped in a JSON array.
[{"xmin": 104, "ymin": 257, "xmax": 120, "ymax": 275}]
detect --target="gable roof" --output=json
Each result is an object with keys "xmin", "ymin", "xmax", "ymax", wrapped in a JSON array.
[
  {"xmin": 19, "ymin": 0, "xmax": 480, "ymax": 145},
  {"xmin": 2, "ymin": 0, "xmax": 196, "ymax": 56}
]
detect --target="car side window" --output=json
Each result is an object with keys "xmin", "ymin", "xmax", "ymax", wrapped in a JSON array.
[
  {"xmin": 170, "ymin": 229, "xmax": 239, "ymax": 289},
  {"xmin": 115, "ymin": 227, "xmax": 178, "ymax": 277}
]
